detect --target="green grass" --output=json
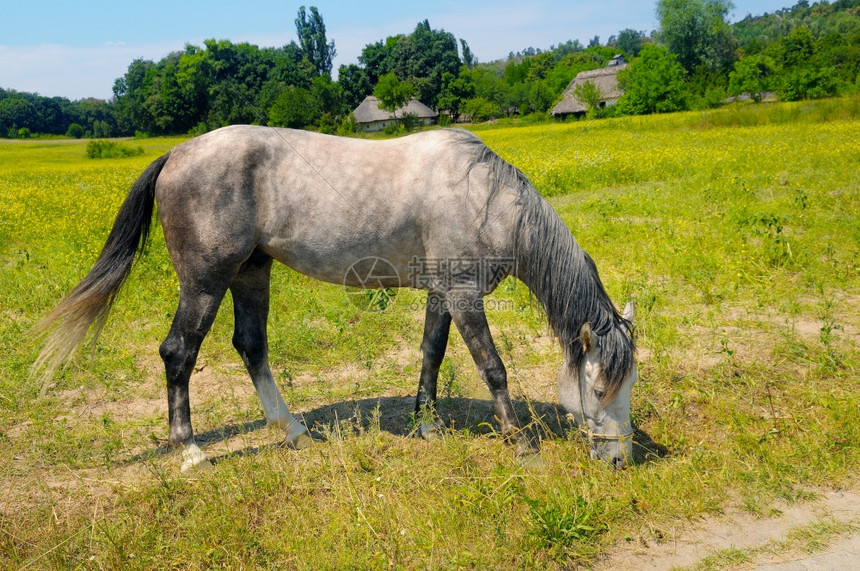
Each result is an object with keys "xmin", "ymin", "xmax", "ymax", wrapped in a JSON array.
[{"xmin": 1, "ymin": 98, "xmax": 858, "ymax": 569}]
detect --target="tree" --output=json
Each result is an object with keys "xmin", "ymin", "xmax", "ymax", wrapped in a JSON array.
[
  {"xmin": 460, "ymin": 39, "xmax": 476, "ymax": 69},
  {"xmin": 657, "ymin": 0, "xmax": 736, "ymax": 73},
  {"xmin": 0, "ymin": 97, "xmax": 36, "ymax": 137},
  {"xmin": 553, "ymin": 40, "xmax": 585, "ymax": 58},
  {"xmin": 771, "ymin": 26, "xmax": 838, "ymax": 101},
  {"xmin": 468, "ymin": 66, "xmax": 514, "ymax": 114},
  {"xmin": 310, "ymin": 74, "xmax": 345, "ymax": 117},
  {"xmin": 92, "ymin": 120, "xmax": 112, "ymax": 138},
  {"xmin": 616, "ymin": 29, "xmax": 647, "ymax": 57},
  {"xmin": 775, "ymin": 25, "xmax": 815, "ymax": 68},
  {"xmin": 527, "ymin": 81, "xmax": 554, "ymax": 113},
  {"xmin": 268, "ymin": 86, "xmax": 318, "ymax": 128},
  {"xmin": 573, "ymin": 81, "xmax": 604, "ymax": 116},
  {"xmin": 728, "ymin": 55, "xmax": 777, "ymax": 101},
  {"xmin": 295, "ymin": 6, "xmax": 336, "ymax": 76},
  {"xmin": 437, "ymin": 70, "xmax": 475, "ymax": 122},
  {"xmin": 66, "ymin": 123, "xmax": 85, "ymax": 138},
  {"xmin": 617, "ymin": 44, "xmax": 688, "ymax": 115},
  {"xmin": 373, "ymin": 72, "xmax": 413, "ymax": 119},
  {"xmin": 358, "ymin": 21, "xmax": 461, "ymax": 108},
  {"xmin": 338, "ymin": 64, "xmax": 372, "ymax": 110},
  {"xmin": 464, "ymin": 97, "xmax": 501, "ymax": 122},
  {"xmin": 113, "ymin": 58, "xmax": 157, "ymax": 134}
]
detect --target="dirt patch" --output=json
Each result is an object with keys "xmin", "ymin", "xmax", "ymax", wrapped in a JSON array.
[
  {"xmin": 52, "ymin": 384, "xmax": 164, "ymax": 424},
  {"xmin": 594, "ymin": 488, "xmax": 860, "ymax": 570}
]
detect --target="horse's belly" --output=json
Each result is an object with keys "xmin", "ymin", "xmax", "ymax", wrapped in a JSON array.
[{"xmin": 260, "ymin": 230, "xmax": 426, "ymax": 289}]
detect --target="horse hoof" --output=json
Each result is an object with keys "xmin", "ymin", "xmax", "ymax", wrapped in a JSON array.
[
  {"xmin": 286, "ymin": 431, "xmax": 313, "ymax": 450},
  {"xmin": 180, "ymin": 443, "xmax": 211, "ymax": 473},
  {"xmin": 419, "ymin": 419, "xmax": 445, "ymax": 440}
]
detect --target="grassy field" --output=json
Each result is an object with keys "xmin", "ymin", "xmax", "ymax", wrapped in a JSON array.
[{"xmin": 0, "ymin": 99, "xmax": 858, "ymax": 569}]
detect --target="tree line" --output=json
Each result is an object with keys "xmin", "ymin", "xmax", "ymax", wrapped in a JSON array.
[{"xmin": 1, "ymin": 1, "xmax": 859, "ymax": 138}]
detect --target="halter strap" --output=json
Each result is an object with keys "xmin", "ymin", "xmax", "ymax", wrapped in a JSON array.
[{"xmin": 578, "ymin": 365, "xmax": 632, "ymax": 442}]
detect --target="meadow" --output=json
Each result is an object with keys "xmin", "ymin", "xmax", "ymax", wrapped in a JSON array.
[{"xmin": 0, "ymin": 99, "xmax": 858, "ymax": 569}]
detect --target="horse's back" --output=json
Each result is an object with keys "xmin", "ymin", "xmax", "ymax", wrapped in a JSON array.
[{"xmin": 155, "ymin": 126, "xmax": 520, "ymax": 286}]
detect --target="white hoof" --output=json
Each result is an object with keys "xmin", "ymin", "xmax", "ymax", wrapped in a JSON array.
[
  {"xmin": 180, "ymin": 443, "xmax": 211, "ymax": 473},
  {"xmin": 285, "ymin": 420, "xmax": 312, "ymax": 450}
]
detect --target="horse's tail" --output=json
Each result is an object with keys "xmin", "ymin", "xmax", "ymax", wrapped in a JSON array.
[{"xmin": 32, "ymin": 152, "xmax": 170, "ymax": 387}]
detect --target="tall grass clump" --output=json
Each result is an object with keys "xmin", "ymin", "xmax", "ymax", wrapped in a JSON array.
[{"xmin": 86, "ymin": 139, "xmax": 144, "ymax": 159}]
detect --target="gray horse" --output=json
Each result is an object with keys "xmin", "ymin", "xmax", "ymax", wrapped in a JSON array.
[{"xmin": 35, "ymin": 126, "xmax": 637, "ymax": 470}]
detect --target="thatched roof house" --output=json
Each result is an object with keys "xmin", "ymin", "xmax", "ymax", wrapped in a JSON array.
[
  {"xmin": 551, "ymin": 55, "xmax": 627, "ymax": 118},
  {"xmin": 352, "ymin": 95, "xmax": 438, "ymax": 132}
]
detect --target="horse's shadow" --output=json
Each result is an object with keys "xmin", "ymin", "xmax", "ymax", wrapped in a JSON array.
[{"xmin": 129, "ymin": 396, "xmax": 667, "ymax": 467}]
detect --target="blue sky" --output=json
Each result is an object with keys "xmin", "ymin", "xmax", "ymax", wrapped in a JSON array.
[{"xmin": 1, "ymin": 0, "xmax": 793, "ymax": 100}]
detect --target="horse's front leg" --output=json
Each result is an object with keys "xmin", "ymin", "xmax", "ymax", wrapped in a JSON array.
[
  {"xmin": 415, "ymin": 291, "xmax": 452, "ymax": 438},
  {"xmin": 448, "ymin": 296, "xmax": 538, "ymax": 457}
]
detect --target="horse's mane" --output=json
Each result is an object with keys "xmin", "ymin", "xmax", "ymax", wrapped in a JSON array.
[{"xmin": 452, "ymin": 129, "xmax": 635, "ymax": 401}]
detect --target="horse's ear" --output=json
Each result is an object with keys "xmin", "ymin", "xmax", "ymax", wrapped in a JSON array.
[
  {"xmin": 622, "ymin": 301, "xmax": 635, "ymax": 323},
  {"xmin": 580, "ymin": 322, "xmax": 593, "ymax": 353}
]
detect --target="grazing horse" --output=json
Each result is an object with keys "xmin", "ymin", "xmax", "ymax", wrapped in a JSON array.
[{"xmin": 35, "ymin": 126, "xmax": 637, "ymax": 470}]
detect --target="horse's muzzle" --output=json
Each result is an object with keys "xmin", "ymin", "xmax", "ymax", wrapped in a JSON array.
[{"xmin": 590, "ymin": 436, "xmax": 632, "ymax": 469}]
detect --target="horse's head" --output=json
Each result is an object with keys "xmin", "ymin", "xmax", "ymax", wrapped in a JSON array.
[{"xmin": 558, "ymin": 302, "xmax": 637, "ymax": 469}]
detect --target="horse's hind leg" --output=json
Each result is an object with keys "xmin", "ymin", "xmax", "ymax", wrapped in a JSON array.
[
  {"xmin": 160, "ymin": 280, "xmax": 230, "ymax": 472},
  {"xmin": 415, "ymin": 291, "xmax": 452, "ymax": 438},
  {"xmin": 230, "ymin": 249, "xmax": 311, "ymax": 449}
]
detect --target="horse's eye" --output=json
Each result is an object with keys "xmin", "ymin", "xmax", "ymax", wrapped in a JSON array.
[{"xmin": 594, "ymin": 389, "xmax": 606, "ymax": 401}]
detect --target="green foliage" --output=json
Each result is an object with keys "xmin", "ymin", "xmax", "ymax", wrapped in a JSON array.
[
  {"xmin": 734, "ymin": 2, "xmax": 860, "ymax": 99},
  {"xmin": 359, "ymin": 20, "xmax": 461, "ymax": 108},
  {"xmin": 617, "ymin": 45, "xmax": 688, "ymax": 115},
  {"xmin": 92, "ymin": 120, "xmax": 112, "ymax": 138},
  {"xmin": 779, "ymin": 66, "xmax": 838, "ymax": 101},
  {"xmin": 464, "ymin": 97, "xmax": 501, "ymax": 122},
  {"xmin": 614, "ymin": 28, "xmax": 648, "ymax": 57},
  {"xmin": 108, "ymin": 7, "xmax": 336, "ymax": 135},
  {"xmin": 524, "ymin": 494, "xmax": 606, "ymax": 557},
  {"xmin": 657, "ymin": 0, "xmax": 736, "ymax": 73},
  {"xmin": 85, "ymin": 139, "xmax": 144, "ymax": 159},
  {"xmin": 527, "ymin": 80, "xmax": 554, "ymax": 113},
  {"xmin": 777, "ymin": 25, "xmax": 816, "ymax": 69},
  {"xmin": 373, "ymin": 72, "xmax": 414, "ymax": 117},
  {"xmin": 295, "ymin": 5, "xmax": 336, "ymax": 76},
  {"xmin": 437, "ymin": 70, "xmax": 475, "ymax": 121},
  {"xmin": 337, "ymin": 63, "xmax": 372, "ymax": 110},
  {"xmin": 336, "ymin": 112, "xmax": 359, "ymax": 135},
  {"xmin": 65, "ymin": 123, "xmax": 85, "ymax": 138},
  {"xmin": 0, "ymin": 96, "xmax": 35, "ymax": 137},
  {"xmin": 268, "ymin": 87, "xmax": 318, "ymax": 129},
  {"xmin": 573, "ymin": 81, "xmax": 604, "ymax": 116},
  {"xmin": 729, "ymin": 55, "xmax": 778, "ymax": 101}
]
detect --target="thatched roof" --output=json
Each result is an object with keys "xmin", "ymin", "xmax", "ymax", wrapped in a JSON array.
[
  {"xmin": 551, "ymin": 56, "xmax": 627, "ymax": 116},
  {"xmin": 353, "ymin": 95, "xmax": 438, "ymax": 123}
]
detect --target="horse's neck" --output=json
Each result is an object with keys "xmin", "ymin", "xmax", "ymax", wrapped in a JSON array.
[
  {"xmin": 518, "ymin": 193, "xmax": 625, "ymax": 352},
  {"xmin": 515, "ymin": 199, "xmax": 597, "ymax": 344}
]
